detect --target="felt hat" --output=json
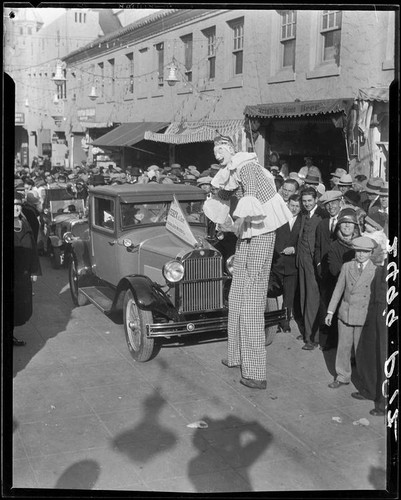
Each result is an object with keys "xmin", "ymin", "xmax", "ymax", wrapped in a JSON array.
[
  {"xmin": 365, "ymin": 212, "xmax": 386, "ymax": 231},
  {"xmin": 197, "ymin": 176, "xmax": 213, "ymax": 186},
  {"xmin": 337, "ymin": 174, "xmax": 353, "ymax": 187},
  {"xmin": 337, "ymin": 207, "xmax": 358, "ymax": 225},
  {"xmin": 298, "ymin": 166, "xmax": 309, "ymax": 179},
  {"xmin": 379, "ymin": 181, "xmax": 388, "ymax": 196},
  {"xmin": 304, "ymin": 173, "xmax": 320, "ymax": 185},
  {"xmin": 365, "ymin": 177, "xmax": 384, "ymax": 194},
  {"xmin": 352, "ymin": 236, "xmax": 376, "ymax": 251},
  {"xmin": 319, "ymin": 190, "xmax": 343, "ymax": 204},
  {"xmin": 330, "ymin": 168, "xmax": 347, "ymax": 179},
  {"xmin": 343, "ymin": 190, "xmax": 361, "ymax": 206}
]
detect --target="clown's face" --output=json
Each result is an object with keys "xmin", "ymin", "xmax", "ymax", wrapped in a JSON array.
[{"xmin": 214, "ymin": 144, "xmax": 234, "ymax": 167}]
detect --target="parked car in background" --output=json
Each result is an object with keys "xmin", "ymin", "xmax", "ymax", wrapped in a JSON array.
[
  {"xmin": 40, "ymin": 187, "xmax": 88, "ymax": 268},
  {"xmin": 65, "ymin": 183, "xmax": 288, "ymax": 361}
]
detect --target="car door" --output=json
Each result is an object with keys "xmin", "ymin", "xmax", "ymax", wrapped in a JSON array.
[{"xmin": 91, "ymin": 195, "xmax": 119, "ymax": 286}]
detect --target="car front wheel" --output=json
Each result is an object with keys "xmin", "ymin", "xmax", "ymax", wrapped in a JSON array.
[
  {"xmin": 69, "ymin": 258, "xmax": 89, "ymax": 306},
  {"xmin": 123, "ymin": 289, "xmax": 155, "ymax": 362}
]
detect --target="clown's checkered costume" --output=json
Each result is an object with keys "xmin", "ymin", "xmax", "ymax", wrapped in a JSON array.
[{"xmin": 209, "ymin": 153, "xmax": 293, "ymax": 383}]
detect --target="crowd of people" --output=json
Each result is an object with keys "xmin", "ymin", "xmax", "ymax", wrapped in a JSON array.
[{"xmin": 13, "ymin": 150, "xmax": 390, "ymax": 416}]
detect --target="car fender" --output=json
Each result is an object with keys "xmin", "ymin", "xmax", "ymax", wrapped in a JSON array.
[
  {"xmin": 112, "ymin": 275, "xmax": 180, "ymax": 322},
  {"xmin": 69, "ymin": 239, "xmax": 94, "ymax": 286},
  {"xmin": 49, "ymin": 235, "xmax": 63, "ymax": 247}
]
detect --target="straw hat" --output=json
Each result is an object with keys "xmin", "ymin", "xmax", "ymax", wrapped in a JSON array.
[
  {"xmin": 365, "ymin": 177, "xmax": 384, "ymax": 194},
  {"xmin": 337, "ymin": 174, "xmax": 353, "ymax": 187},
  {"xmin": 330, "ymin": 168, "xmax": 347, "ymax": 179}
]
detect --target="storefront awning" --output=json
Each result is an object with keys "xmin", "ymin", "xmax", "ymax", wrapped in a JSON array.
[
  {"xmin": 85, "ymin": 121, "xmax": 114, "ymax": 129},
  {"xmin": 357, "ymin": 87, "xmax": 389, "ymax": 102},
  {"xmin": 244, "ymin": 98, "xmax": 354, "ymax": 119},
  {"xmin": 92, "ymin": 122, "xmax": 169, "ymax": 147},
  {"xmin": 144, "ymin": 119, "xmax": 245, "ymax": 144}
]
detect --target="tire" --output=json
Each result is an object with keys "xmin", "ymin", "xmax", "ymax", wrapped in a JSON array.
[
  {"xmin": 123, "ymin": 289, "xmax": 155, "ymax": 362},
  {"xmin": 69, "ymin": 258, "xmax": 89, "ymax": 306},
  {"xmin": 51, "ymin": 246, "xmax": 63, "ymax": 269}
]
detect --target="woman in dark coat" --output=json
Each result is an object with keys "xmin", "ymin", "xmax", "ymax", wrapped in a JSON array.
[
  {"xmin": 14, "ymin": 191, "xmax": 41, "ymax": 346},
  {"xmin": 353, "ymin": 262, "xmax": 387, "ymax": 416}
]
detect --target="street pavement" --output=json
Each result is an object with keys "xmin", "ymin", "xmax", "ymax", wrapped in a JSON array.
[{"xmin": 10, "ymin": 256, "xmax": 387, "ymax": 493}]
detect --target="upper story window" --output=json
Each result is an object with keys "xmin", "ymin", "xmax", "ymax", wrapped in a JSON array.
[
  {"xmin": 57, "ymin": 69, "xmax": 67, "ymax": 100},
  {"xmin": 181, "ymin": 34, "xmax": 193, "ymax": 82},
  {"xmin": 280, "ymin": 11, "xmax": 296, "ymax": 70},
  {"xmin": 19, "ymin": 27, "xmax": 23, "ymax": 35},
  {"xmin": 155, "ymin": 42, "xmax": 164, "ymax": 86},
  {"xmin": 27, "ymin": 26, "xmax": 32, "ymax": 35},
  {"xmin": 108, "ymin": 59, "xmax": 115, "ymax": 97},
  {"xmin": 83, "ymin": 13, "xmax": 86, "ymax": 23},
  {"xmin": 75, "ymin": 12, "xmax": 77, "ymax": 22},
  {"xmin": 203, "ymin": 27, "xmax": 216, "ymax": 80},
  {"xmin": 321, "ymin": 10, "xmax": 342, "ymax": 65},
  {"xmin": 230, "ymin": 18, "xmax": 244, "ymax": 76},
  {"xmin": 79, "ymin": 12, "xmax": 82, "ymax": 23},
  {"xmin": 125, "ymin": 52, "xmax": 134, "ymax": 94},
  {"xmin": 98, "ymin": 62, "xmax": 104, "ymax": 98}
]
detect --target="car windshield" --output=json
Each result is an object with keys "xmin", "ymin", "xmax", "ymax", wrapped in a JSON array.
[{"xmin": 121, "ymin": 201, "xmax": 205, "ymax": 229}]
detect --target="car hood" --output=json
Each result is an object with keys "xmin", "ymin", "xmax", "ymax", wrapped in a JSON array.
[{"xmin": 125, "ymin": 226, "xmax": 215, "ymax": 260}]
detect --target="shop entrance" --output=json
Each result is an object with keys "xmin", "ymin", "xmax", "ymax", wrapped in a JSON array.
[{"xmin": 263, "ymin": 117, "xmax": 348, "ymax": 187}]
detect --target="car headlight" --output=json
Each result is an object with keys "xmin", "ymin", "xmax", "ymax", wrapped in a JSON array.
[
  {"xmin": 63, "ymin": 231, "xmax": 74, "ymax": 244},
  {"xmin": 226, "ymin": 254, "xmax": 235, "ymax": 275},
  {"xmin": 163, "ymin": 260, "xmax": 185, "ymax": 283}
]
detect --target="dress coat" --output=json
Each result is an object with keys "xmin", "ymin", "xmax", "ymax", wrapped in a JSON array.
[
  {"xmin": 296, "ymin": 205, "xmax": 328, "ymax": 266},
  {"xmin": 272, "ymin": 214, "xmax": 301, "ymax": 277},
  {"xmin": 314, "ymin": 217, "xmax": 336, "ymax": 279},
  {"xmin": 327, "ymin": 259, "xmax": 376, "ymax": 326},
  {"xmin": 354, "ymin": 262, "xmax": 387, "ymax": 410},
  {"xmin": 14, "ymin": 217, "xmax": 42, "ymax": 327}
]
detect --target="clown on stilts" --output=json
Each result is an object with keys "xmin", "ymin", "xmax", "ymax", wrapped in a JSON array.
[{"xmin": 204, "ymin": 134, "xmax": 293, "ymax": 389}]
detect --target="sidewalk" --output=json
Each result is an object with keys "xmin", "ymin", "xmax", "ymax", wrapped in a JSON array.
[{"xmin": 11, "ymin": 258, "xmax": 387, "ymax": 493}]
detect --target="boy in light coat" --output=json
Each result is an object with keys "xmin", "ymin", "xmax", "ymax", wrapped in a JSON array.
[{"xmin": 325, "ymin": 236, "xmax": 377, "ymax": 389}]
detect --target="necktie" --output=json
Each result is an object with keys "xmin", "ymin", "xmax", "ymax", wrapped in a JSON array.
[
  {"xmin": 358, "ymin": 263, "xmax": 363, "ymax": 275},
  {"xmin": 330, "ymin": 218, "xmax": 336, "ymax": 233}
]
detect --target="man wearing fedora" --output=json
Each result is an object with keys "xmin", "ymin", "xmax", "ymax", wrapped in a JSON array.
[
  {"xmin": 337, "ymin": 173, "xmax": 354, "ymax": 197},
  {"xmin": 296, "ymin": 186, "xmax": 328, "ymax": 350},
  {"xmin": 329, "ymin": 168, "xmax": 347, "ymax": 190},
  {"xmin": 361, "ymin": 177, "xmax": 384, "ymax": 213},
  {"xmin": 325, "ymin": 236, "xmax": 377, "ymax": 389},
  {"xmin": 314, "ymin": 190, "xmax": 343, "ymax": 350}
]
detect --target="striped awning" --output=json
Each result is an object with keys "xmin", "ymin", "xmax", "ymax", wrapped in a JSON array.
[
  {"xmin": 357, "ymin": 87, "xmax": 389, "ymax": 102},
  {"xmin": 144, "ymin": 119, "xmax": 245, "ymax": 145},
  {"xmin": 244, "ymin": 98, "xmax": 354, "ymax": 119}
]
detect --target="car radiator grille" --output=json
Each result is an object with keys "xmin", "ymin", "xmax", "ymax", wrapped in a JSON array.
[{"xmin": 180, "ymin": 255, "xmax": 224, "ymax": 313}]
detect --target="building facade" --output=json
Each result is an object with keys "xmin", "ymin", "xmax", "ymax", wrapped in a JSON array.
[{"xmin": 7, "ymin": 8, "xmax": 396, "ymax": 178}]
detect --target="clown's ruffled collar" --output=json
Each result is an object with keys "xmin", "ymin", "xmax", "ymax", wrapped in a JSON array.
[{"xmin": 211, "ymin": 152, "xmax": 259, "ymax": 191}]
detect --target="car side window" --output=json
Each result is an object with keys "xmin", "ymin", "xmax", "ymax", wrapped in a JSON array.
[{"xmin": 94, "ymin": 197, "xmax": 115, "ymax": 231}]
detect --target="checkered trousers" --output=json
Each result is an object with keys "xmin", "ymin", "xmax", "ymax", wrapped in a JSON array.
[{"xmin": 227, "ymin": 231, "xmax": 275, "ymax": 381}]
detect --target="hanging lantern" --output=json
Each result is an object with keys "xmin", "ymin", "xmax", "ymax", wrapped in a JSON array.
[
  {"xmin": 166, "ymin": 62, "xmax": 179, "ymax": 87},
  {"xmin": 88, "ymin": 86, "xmax": 98, "ymax": 101},
  {"xmin": 52, "ymin": 60, "xmax": 66, "ymax": 86},
  {"xmin": 53, "ymin": 93, "xmax": 59, "ymax": 104}
]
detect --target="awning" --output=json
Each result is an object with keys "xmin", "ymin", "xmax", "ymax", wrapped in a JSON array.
[
  {"xmin": 357, "ymin": 87, "xmax": 389, "ymax": 102},
  {"xmin": 85, "ymin": 121, "xmax": 114, "ymax": 129},
  {"xmin": 92, "ymin": 122, "xmax": 169, "ymax": 147},
  {"xmin": 144, "ymin": 119, "xmax": 245, "ymax": 144},
  {"xmin": 244, "ymin": 98, "xmax": 354, "ymax": 119}
]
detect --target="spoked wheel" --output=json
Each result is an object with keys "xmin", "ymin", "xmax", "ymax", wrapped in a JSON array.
[
  {"xmin": 68, "ymin": 258, "xmax": 89, "ymax": 306},
  {"xmin": 123, "ymin": 289, "xmax": 154, "ymax": 362}
]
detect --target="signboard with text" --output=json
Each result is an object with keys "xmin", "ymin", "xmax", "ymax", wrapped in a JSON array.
[
  {"xmin": 15, "ymin": 112, "xmax": 25, "ymax": 125},
  {"xmin": 166, "ymin": 195, "xmax": 198, "ymax": 247},
  {"xmin": 77, "ymin": 108, "xmax": 96, "ymax": 121}
]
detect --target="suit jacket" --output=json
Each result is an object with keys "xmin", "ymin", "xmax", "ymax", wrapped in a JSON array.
[
  {"xmin": 314, "ymin": 217, "xmax": 336, "ymax": 277},
  {"xmin": 296, "ymin": 205, "xmax": 328, "ymax": 265},
  {"xmin": 272, "ymin": 215, "xmax": 301, "ymax": 276},
  {"xmin": 328, "ymin": 259, "xmax": 376, "ymax": 326}
]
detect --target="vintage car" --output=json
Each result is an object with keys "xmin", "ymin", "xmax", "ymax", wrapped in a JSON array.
[
  {"xmin": 65, "ymin": 183, "xmax": 288, "ymax": 362},
  {"xmin": 40, "ymin": 187, "xmax": 88, "ymax": 268}
]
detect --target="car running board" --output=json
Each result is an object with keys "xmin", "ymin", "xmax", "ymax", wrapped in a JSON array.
[{"xmin": 80, "ymin": 286, "xmax": 114, "ymax": 313}]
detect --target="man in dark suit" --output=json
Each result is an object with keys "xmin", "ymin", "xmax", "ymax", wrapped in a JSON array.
[
  {"xmin": 314, "ymin": 190, "xmax": 343, "ymax": 350},
  {"xmin": 296, "ymin": 187, "xmax": 328, "ymax": 350},
  {"xmin": 272, "ymin": 194, "xmax": 302, "ymax": 333}
]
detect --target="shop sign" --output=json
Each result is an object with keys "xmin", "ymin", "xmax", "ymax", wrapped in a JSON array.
[
  {"xmin": 15, "ymin": 112, "xmax": 25, "ymax": 125},
  {"xmin": 245, "ymin": 98, "xmax": 352, "ymax": 119},
  {"xmin": 77, "ymin": 108, "xmax": 96, "ymax": 121}
]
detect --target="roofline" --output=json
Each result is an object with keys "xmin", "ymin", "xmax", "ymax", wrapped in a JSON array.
[{"xmin": 62, "ymin": 9, "xmax": 226, "ymax": 64}]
